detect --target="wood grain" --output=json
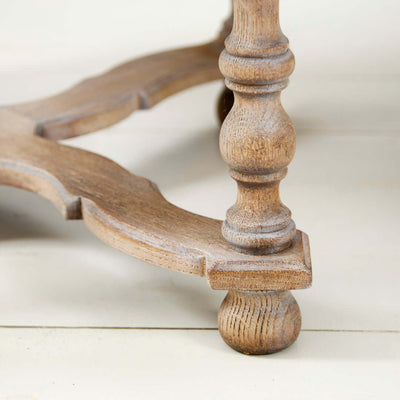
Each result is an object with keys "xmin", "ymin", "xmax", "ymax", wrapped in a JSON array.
[
  {"xmin": 218, "ymin": 290, "xmax": 301, "ymax": 355},
  {"xmin": 0, "ymin": 130, "xmax": 311, "ymax": 290},
  {"xmin": 219, "ymin": 0, "xmax": 297, "ymax": 254},
  {"xmin": 216, "ymin": 0, "xmax": 311, "ymax": 354}
]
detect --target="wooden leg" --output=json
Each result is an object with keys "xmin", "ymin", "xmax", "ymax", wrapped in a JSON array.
[
  {"xmin": 218, "ymin": 290, "xmax": 301, "ymax": 355},
  {"xmin": 217, "ymin": 87, "xmax": 234, "ymax": 125},
  {"xmin": 216, "ymin": 3, "xmax": 234, "ymax": 125},
  {"xmin": 217, "ymin": 0, "xmax": 305, "ymax": 353},
  {"xmin": 219, "ymin": 0, "xmax": 296, "ymax": 255}
]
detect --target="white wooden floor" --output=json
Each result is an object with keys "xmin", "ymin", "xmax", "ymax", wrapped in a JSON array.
[{"xmin": 0, "ymin": 72, "xmax": 399, "ymax": 399}]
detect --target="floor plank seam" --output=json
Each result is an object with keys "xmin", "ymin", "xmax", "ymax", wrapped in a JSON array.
[{"xmin": 0, "ymin": 325, "xmax": 398, "ymax": 333}]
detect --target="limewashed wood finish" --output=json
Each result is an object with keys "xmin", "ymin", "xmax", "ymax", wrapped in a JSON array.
[
  {"xmin": 217, "ymin": 0, "xmax": 308, "ymax": 354},
  {"xmin": 0, "ymin": 0, "xmax": 311, "ymax": 355},
  {"xmin": 0, "ymin": 131, "xmax": 311, "ymax": 291}
]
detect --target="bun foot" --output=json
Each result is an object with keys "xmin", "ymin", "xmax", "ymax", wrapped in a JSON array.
[{"xmin": 218, "ymin": 290, "xmax": 301, "ymax": 355}]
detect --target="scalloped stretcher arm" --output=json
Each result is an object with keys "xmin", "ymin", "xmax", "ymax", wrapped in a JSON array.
[{"xmin": 0, "ymin": 131, "xmax": 311, "ymax": 291}]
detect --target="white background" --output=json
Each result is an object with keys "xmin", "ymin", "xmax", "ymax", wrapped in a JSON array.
[{"xmin": 0, "ymin": 1, "xmax": 399, "ymax": 399}]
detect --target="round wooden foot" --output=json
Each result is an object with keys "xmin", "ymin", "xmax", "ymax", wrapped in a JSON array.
[
  {"xmin": 217, "ymin": 87, "xmax": 234, "ymax": 125},
  {"xmin": 218, "ymin": 290, "xmax": 301, "ymax": 355}
]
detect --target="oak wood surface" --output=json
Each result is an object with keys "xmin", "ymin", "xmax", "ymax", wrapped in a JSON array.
[
  {"xmin": 218, "ymin": 290, "xmax": 301, "ymax": 354},
  {"xmin": 216, "ymin": 0, "xmax": 312, "ymax": 354},
  {"xmin": 219, "ymin": 0, "xmax": 297, "ymax": 254},
  {"xmin": 0, "ymin": 130, "xmax": 311, "ymax": 290}
]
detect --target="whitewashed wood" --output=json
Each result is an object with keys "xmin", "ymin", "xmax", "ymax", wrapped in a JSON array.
[{"xmin": 0, "ymin": 130, "xmax": 311, "ymax": 291}]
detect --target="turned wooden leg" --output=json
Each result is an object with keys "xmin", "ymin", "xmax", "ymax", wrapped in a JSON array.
[
  {"xmin": 216, "ymin": 4, "xmax": 234, "ymax": 125},
  {"xmin": 218, "ymin": 290, "xmax": 301, "ymax": 355},
  {"xmin": 218, "ymin": 0, "xmax": 302, "ymax": 353},
  {"xmin": 217, "ymin": 87, "xmax": 234, "ymax": 125},
  {"xmin": 219, "ymin": 0, "xmax": 296, "ymax": 255}
]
